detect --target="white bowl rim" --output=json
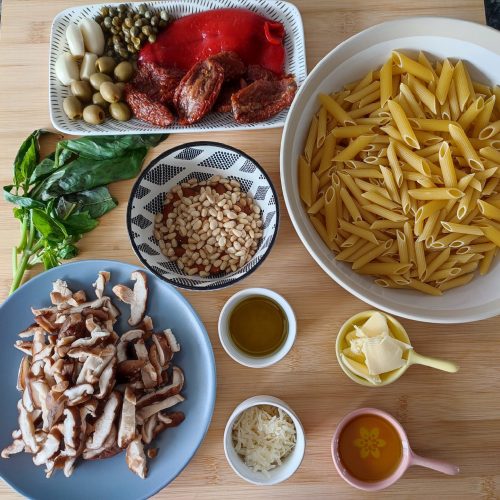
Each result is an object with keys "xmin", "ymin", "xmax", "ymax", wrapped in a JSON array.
[
  {"xmin": 280, "ymin": 16, "xmax": 500, "ymax": 324},
  {"xmin": 223, "ymin": 395, "xmax": 306, "ymax": 485},
  {"xmin": 218, "ymin": 288, "xmax": 297, "ymax": 367}
]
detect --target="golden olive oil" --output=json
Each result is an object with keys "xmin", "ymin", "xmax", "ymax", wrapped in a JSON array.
[{"xmin": 229, "ymin": 296, "xmax": 287, "ymax": 356}]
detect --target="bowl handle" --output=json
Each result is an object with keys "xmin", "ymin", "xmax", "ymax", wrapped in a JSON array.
[
  {"xmin": 409, "ymin": 452, "xmax": 460, "ymax": 475},
  {"xmin": 407, "ymin": 350, "xmax": 459, "ymax": 373}
]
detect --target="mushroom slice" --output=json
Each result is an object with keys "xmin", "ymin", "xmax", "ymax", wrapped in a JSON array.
[
  {"xmin": 33, "ymin": 428, "xmax": 63, "ymax": 466},
  {"xmin": 18, "ymin": 400, "xmax": 39, "ymax": 453},
  {"xmin": 16, "ymin": 356, "xmax": 30, "ymax": 391},
  {"xmin": 44, "ymin": 391, "xmax": 67, "ymax": 430},
  {"xmin": 76, "ymin": 355, "xmax": 107, "ymax": 385},
  {"xmin": 18, "ymin": 324, "xmax": 44, "ymax": 338},
  {"xmin": 1, "ymin": 439, "xmax": 25, "ymax": 458},
  {"xmin": 136, "ymin": 367, "xmax": 184, "ymax": 409},
  {"xmin": 86, "ymin": 391, "xmax": 122, "ymax": 450},
  {"xmin": 141, "ymin": 414, "xmax": 158, "ymax": 444},
  {"xmin": 117, "ymin": 359, "xmax": 146, "ymax": 379},
  {"xmin": 63, "ymin": 407, "xmax": 82, "ymax": 452},
  {"xmin": 151, "ymin": 334, "xmax": 166, "ymax": 367},
  {"xmin": 50, "ymin": 279, "xmax": 73, "ymax": 305},
  {"xmin": 149, "ymin": 344, "xmax": 163, "ymax": 381},
  {"xmin": 151, "ymin": 411, "xmax": 186, "ymax": 440},
  {"xmin": 65, "ymin": 298, "xmax": 106, "ymax": 314},
  {"xmin": 113, "ymin": 271, "xmax": 148, "ymax": 326},
  {"xmin": 34, "ymin": 314, "xmax": 58, "ymax": 334},
  {"xmin": 126, "ymin": 438, "xmax": 147, "ymax": 479},
  {"xmin": 33, "ymin": 345, "xmax": 54, "ymax": 363},
  {"xmin": 64, "ymin": 383, "xmax": 94, "ymax": 406},
  {"xmin": 58, "ymin": 313, "xmax": 86, "ymax": 339},
  {"xmin": 72, "ymin": 290, "xmax": 87, "ymax": 304},
  {"xmin": 118, "ymin": 386, "xmax": 136, "ymax": 448},
  {"xmin": 136, "ymin": 394, "xmax": 184, "ymax": 424},
  {"xmin": 164, "ymin": 329, "xmax": 180, "ymax": 353},
  {"xmin": 139, "ymin": 315, "xmax": 154, "ymax": 332},
  {"xmin": 95, "ymin": 359, "xmax": 116, "ymax": 399},
  {"xmin": 14, "ymin": 340, "xmax": 32, "ymax": 355},
  {"xmin": 83, "ymin": 425, "xmax": 120, "ymax": 460},
  {"xmin": 71, "ymin": 329, "xmax": 110, "ymax": 348},
  {"xmin": 93, "ymin": 271, "xmax": 110, "ymax": 299}
]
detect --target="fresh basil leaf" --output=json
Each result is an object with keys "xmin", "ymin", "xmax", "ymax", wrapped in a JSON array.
[
  {"xmin": 39, "ymin": 148, "xmax": 148, "ymax": 199},
  {"xmin": 58, "ymin": 147, "xmax": 74, "ymax": 166},
  {"xmin": 57, "ymin": 243, "xmax": 79, "ymax": 260},
  {"xmin": 31, "ymin": 208, "xmax": 67, "ymax": 244},
  {"xmin": 13, "ymin": 207, "xmax": 25, "ymax": 221},
  {"xmin": 58, "ymin": 186, "xmax": 117, "ymax": 219},
  {"xmin": 3, "ymin": 185, "xmax": 46, "ymax": 209},
  {"xmin": 29, "ymin": 155, "xmax": 56, "ymax": 184},
  {"xmin": 13, "ymin": 130, "xmax": 44, "ymax": 187},
  {"xmin": 41, "ymin": 248, "xmax": 59, "ymax": 270},
  {"xmin": 62, "ymin": 211, "xmax": 99, "ymax": 235},
  {"xmin": 60, "ymin": 134, "xmax": 166, "ymax": 160}
]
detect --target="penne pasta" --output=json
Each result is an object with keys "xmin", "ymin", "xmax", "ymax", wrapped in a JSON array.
[
  {"xmin": 436, "ymin": 58, "xmax": 454, "ymax": 105},
  {"xmin": 392, "ymin": 51, "xmax": 434, "ymax": 82},
  {"xmin": 379, "ymin": 58, "xmax": 393, "ymax": 107},
  {"xmin": 387, "ymin": 100, "xmax": 420, "ymax": 149},
  {"xmin": 448, "ymin": 123, "xmax": 484, "ymax": 170},
  {"xmin": 316, "ymin": 106, "xmax": 328, "ymax": 148},
  {"xmin": 324, "ymin": 187, "xmax": 338, "ymax": 241},
  {"xmin": 319, "ymin": 94, "xmax": 356, "ymax": 126},
  {"xmin": 453, "ymin": 61, "xmax": 471, "ymax": 112},
  {"xmin": 332, "ymin": 135, "xmax": 377, "ymax": 162}
]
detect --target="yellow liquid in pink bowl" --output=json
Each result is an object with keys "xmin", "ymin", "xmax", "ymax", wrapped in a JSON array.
[{"xmin": 338, "ymin": 414, "xmax": 402, "ymax": 482}]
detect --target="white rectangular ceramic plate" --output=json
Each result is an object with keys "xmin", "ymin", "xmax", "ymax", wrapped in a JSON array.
[{"xmin": 49, "ymin": 0, "xmax": 307, "ymax": 135}]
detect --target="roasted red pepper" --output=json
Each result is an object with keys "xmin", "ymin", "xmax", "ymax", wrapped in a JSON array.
[{"xmin": 139, "ymin": 8, "xmax": 286, "ymax": 75}]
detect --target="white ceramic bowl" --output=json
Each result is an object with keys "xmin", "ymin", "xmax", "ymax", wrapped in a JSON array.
[
  {"xmin": 280, "ymin": 17, "xmax": 500, "ymax": 323},
  {"xmin": 223, "ymin": 395, "xmax": 306, "ymax": 485},
  {"xmin": 218, "ymin": 288, "xmax": 296, "ymax": 367}
]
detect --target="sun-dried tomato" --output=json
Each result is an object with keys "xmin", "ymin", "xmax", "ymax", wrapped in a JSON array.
[
  {"xmin": 132, "ymin": 62, "xmax": 185, "ymax": 105},
  {"xmin": 246, "ymin": 64, "xmax": 278, "ymax": 83},
  {"xmin": 124, "ymin": 85, "xmax": 175, "ymax": 127},
  {"xmin": 214, "ymin": 79, "xmax": 247, "ymax": 113},
  {"xmin": 173, "ymin": 59, "xmax": 224, "ymax": 125},
  {"xmin": 231, "ymin": 76, "xmax": 297, "ymax": 123},
  {"xmin": 207, "ymin": 51, "xmax": 246, "ymax": 81}
]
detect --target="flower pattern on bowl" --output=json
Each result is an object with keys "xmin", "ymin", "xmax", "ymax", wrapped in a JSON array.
[{"xmin": 354, "ymin": 427, "xmax": 386, "ymax": 459}]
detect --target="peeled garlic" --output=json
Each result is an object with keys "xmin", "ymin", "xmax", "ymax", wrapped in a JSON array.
[
  {"xmin": 80, "ymin": 52, "xmax": 98, "ymax": 81},
  {"xmin": 66, "ymin": 24, "xmax": 85, "ymax": 59},
  {"xmin": 79, "ymin": 19, "xmax": 104, "ymax": 56},
  {"xmin": 55, "ymin": 53, "xmax": 79, "ymax": 85}
]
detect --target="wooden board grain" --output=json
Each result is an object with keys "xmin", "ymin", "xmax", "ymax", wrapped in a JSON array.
[{"xmin": 0, "ymin": 1, "xmax": 498, "ymax": 499}]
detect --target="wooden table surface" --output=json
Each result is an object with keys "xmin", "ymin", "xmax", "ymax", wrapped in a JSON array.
[{"xmin": 0, "ymin": 1, "xmax": 498, "ymax": 499}]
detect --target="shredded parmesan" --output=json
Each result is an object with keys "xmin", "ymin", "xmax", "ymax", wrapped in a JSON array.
[{"xmin": 232, "ymin": 405, "xmax": 296, "ymax": 475}]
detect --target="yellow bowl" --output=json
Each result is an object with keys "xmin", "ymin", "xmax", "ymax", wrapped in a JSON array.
[{"xmin": 336, "ymin": 310, "xmax": 411, "ymax": 387}]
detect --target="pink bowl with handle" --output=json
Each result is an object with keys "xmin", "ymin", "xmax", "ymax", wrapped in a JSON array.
[{"xmin": 331, "ymin": 408, "xmax": 459, "ymax": 491}]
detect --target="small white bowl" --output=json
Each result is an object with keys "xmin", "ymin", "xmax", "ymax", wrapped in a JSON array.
[
  {"xmin": 223, "ymin": 395, "xmax": 306, "ymax": 485},
  {"xmin": 218, "ymin": 288, "xmax": 296, "ymax": 368}
]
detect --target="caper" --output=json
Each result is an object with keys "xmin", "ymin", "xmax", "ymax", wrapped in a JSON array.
[
  {"xmin": 114, "ymin": 61, "xmax": 134, "ymax": 82},
  {"xmin": 139, "ymin": 33, "xmax": 146, "ymax": 41},
  {"xmin": 127, "ymin": 43, "xmax": 136, "ymax": 53},
  {"xmin": 138, "ymin": 4, "xmax": 147, "ymax": 14},
  {"xmin": 124, "ymin": 17, "xmax": 133, "ymax": 28},
  {"xmin": 100, "ymin": 6, "xmax": 109, "ymax": 16},
  {"xmin": 150, "ymin": 15, "xmax": 159, "ymax": 27},
  {"xmin": 112, "ymin": 16, "xmax": 121, "ymax": 26},
  {"xmin": 130, "ymin": 26, "xmax": 140, "ymax": 37},
  {"xmin": 89, "ymin": 72, "xmax": 112, "ymax": 90},
  {"xmin": 70, "ymin": 80, "xmax": 93, "ymax": 103},
  {"xmin": 111, "ymin": 27, "xmax": 119, "ymax": 35},
  {"xmin": 83, "ymin": 104, "xmax": 105, "ymax": 125},
  {"xmin": 148, "ymin": 34, "xmax": 157, "ymax": 44},
  {"xmin": 96, "ymin": 56, "xmax": 117, "ymax": 74},
  {"xmin": 63, "ymin": 96, "xmax": 83, "ymax": 120},
  {"xmin": 104, "ymin": 16, "xmax": 112, "ymax": 28},
  {"xmin": 92, "ymin": 92, "xmax": 109, "ymax": 108},
  {"xmin": 124, "ymin": 32, "xmax": 131, "ymax": 41},
  {"xmin": 108, "ymin": 7, "xmax": 117, "ymax": 16},
  {"xmin": 119, "ymin": 48, "xmax": 129, "ymax": 59},
  {"xmin": 109, "ymin": 102, "xmax": 131, "ymax": 121},
  {"xmin": 160, "ymin": 10, "xmax": 169, "ymax": 21},
  {"xmin": 141, "ymin": 25, "xmax": 152, "ymax": 36},
  {"xmin": 131, "ymin": 36, "xmax": 140, "ymax": 45},
  {"xmin": 134, "ymin": 19, "xmax": 143, "ymax": 27},
  {"xmin": 117, "ymin": 4, "xmax": 127, "ymax": 13}
]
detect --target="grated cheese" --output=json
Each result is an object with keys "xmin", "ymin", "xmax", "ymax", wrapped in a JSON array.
[{"xmin": 232, "ymin": 405, "xmax": 296, "ymax": 475}]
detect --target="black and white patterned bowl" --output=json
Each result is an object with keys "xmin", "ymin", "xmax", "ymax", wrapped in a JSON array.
[{"xmin": 127, "ymin": 142, "xmax": 279, "ymax": 290}]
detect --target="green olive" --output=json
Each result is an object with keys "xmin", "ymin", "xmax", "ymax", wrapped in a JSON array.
[
  {"xmin": 96, "ymin": 56, "xmax": 117, "ymax": 74},
  {"xmin": 63, "ymin": 96, "xmax": 83, "ymax": 120},
  {"xmin": 70, "ymin": 80, "xmax": 93, "ymax": 103},
  {"xmin": 89, "ymin": 72, "xmax": 112, "ymax": 90},
  {"xmin": 109, "ymin": 102, "xmax": 131, "ymax": 121},
  {"xmin": 83, "ymin": 104, "xmax": 105, "ymax": 125},
  {"xmin": 114, "ymin": 61, "xmax": 134, "ymax": 82},
  {"xmin": 100, "ymin": 81, "xmax": 122, "ymax": 103},
  {"xmin": 92, "ymin": 92, "xmax": 109, "ymax": 109}
]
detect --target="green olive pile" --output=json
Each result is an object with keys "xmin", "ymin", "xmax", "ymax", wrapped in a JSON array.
[
  {"xmin": 96, "ymin": 4, "xmax": 170, "ymax": 60},
  {"xmin": 62, "ymin": 57, "xmax": 134, "ymax": 125}
]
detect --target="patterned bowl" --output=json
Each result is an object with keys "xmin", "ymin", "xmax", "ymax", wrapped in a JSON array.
[{"xmin": 127, "ymin": 142, "xmax": 279, "ymax": 290}]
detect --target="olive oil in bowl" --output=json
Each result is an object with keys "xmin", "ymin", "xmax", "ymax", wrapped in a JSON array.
[{"xmin": 229, "ymin": 296, "xmax": 288, "ymax": 356}]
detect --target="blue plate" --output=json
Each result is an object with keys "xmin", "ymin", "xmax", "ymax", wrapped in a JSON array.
[{"xmin": 0, "ymin": 260, "xmax": 216, "ymax": 500}]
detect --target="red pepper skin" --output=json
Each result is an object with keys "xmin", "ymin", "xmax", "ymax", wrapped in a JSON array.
[{"xmin": 139, "ymin": 8, "xmax": 286, "ymax": 75}]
